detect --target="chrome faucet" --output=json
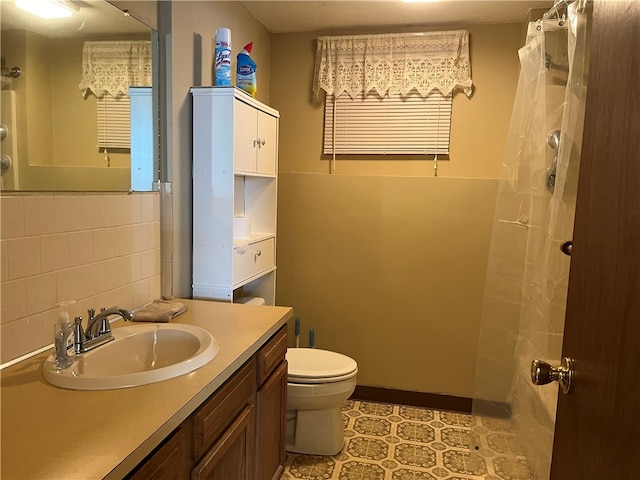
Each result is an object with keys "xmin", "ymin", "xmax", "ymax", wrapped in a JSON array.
[
  {"xmin": 86, "ymin": 306, "xmax": 134, "ymax": 339},
  {"xmin": 74, "ymin": 306, "xmax": 134, "ymax": 354}
]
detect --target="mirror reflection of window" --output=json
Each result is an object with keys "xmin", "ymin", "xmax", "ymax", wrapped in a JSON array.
[
  {"xmin": 0, "ymin": 0, "xmax": 158, "ymax": 192},
  {"xmin": 80, "ymin": 40, "xmax": 152, "ymax": 169}
]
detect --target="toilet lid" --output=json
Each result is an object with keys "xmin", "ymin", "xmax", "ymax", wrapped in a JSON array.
[{"xmin": 287, "ymin": 348, "xmax": 358, "ymax": 384}]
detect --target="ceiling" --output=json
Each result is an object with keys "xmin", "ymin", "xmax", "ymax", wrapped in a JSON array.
[
  {"xmin": 240, "ymin": 1, "xmax": 555, "ymax": 34},
  {"xmin": 1, "ymin": 0, "xmax": 151, "ymax": 38},
  {"xmin": 1, "ymin": 1, "xmax": 555, "ymax": 38}
]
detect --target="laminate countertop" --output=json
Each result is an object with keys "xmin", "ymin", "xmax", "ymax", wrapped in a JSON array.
[{"xmin": 0, "ymin": 299, "xmax": 293, "ymax": 479}]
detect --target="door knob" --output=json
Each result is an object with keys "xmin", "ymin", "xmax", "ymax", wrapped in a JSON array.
[
  {"xmin": 531, "ymin": 357, "xmax": 574, "ymax": 394},
  {"xmin": 561, "ymin": 241, "xmax": 573, "ymax": 256},
  {"xmin": 1, "ymin": 154, "xmax": 11, "ymax": 174}
]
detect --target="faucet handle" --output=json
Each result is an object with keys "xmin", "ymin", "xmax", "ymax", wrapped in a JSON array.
[
  {"xmin": 98, "ymin": 317, "xmax": 111, "ymax": 336},
  {"xmin": 87, "ymin": 308, "xmax": 95, "ymax": 321},
  {"xmin": 74, "ymin": 316, "xmax": 85, "ymax": 353}
]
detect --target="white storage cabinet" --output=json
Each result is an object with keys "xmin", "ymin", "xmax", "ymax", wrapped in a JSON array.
[{"xmin": 191, "ymin": 87, "xmax": 279, "ymax": 304}]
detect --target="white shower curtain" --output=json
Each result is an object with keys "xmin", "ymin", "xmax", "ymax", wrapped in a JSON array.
[{"xmin": 471, "ymin": 2, "xmax": 590, "ymax": 478}]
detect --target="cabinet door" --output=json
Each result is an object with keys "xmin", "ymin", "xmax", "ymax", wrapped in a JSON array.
[
  {"xmin": 256, "ymin": 110, "xmax": 277, "ymax": 176},
  {"xmin": 127, "ymin": 426, "xmax": 191, "ymax": 480},
  {"xmin": 193, "ymin": 361, "xmax": 256, "ymax": 460},
  {"xmin": 255, "ymin": 360, "xmax": 287, "ymax": 480},
  {"xmin": 234, "ymin": 100, "xmax": 258, "ymax": 174},
  {"xmin": 192, "ymin": 404, "xmax": 256, "ymax": 480}
]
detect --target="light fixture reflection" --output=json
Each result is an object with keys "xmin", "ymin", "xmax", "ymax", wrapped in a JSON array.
[{"xmin": 15, "ymin": 0, "xmax": 79, "ymax": 19}]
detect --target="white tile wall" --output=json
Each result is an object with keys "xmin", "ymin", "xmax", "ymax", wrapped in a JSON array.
[{"xmin": 0, "ymin": 192, "xmax": 162, "ymax": 364}]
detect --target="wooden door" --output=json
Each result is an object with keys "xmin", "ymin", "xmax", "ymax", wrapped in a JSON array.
[
  {"xmin": 126, "ymin": 427, "xmax": 192, "ymax": 480},
  {"xmin": 256, "ymin": 360, "xmax": 288, "ymax": 480},
  {"xmin": 191, "ymin": 404, "xmax": 256, "ymax": 480},
  {"xmin": 550, "ymin": 0, "xmax": 640, "ymax": 477}
]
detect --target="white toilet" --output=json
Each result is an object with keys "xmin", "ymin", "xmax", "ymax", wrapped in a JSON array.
[{"xmin": 286, "ymin": 348, "xmax": 358, "ymax": 455}]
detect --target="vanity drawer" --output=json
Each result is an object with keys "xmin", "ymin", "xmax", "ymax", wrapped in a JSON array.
[
  {"xmin": 192, "ymin": 360, "xmax": 256, "ymax": 461},
  {"xmin": 257, "ymin": 326, "xmax": 287, "ymax": 386},
  {"xmin": 232, "ymin": 237, "xmax": 275, "ymax": 286}
]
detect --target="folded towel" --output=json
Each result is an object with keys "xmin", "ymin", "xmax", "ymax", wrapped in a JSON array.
[{"xmin": 133, "ymin": 300, "xmax": 188, "ymax": 323}]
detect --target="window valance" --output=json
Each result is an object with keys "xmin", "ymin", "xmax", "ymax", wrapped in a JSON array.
[
  {"xmin": 313, "ymin": 31, "xmax": 472, "ymax": 99},
  {"xmin": 79, "ymin": 41, "xmax": 152, "ymax": 98}
]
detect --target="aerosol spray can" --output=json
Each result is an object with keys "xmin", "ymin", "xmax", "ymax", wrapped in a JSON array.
[{"xmin": 214, "ymin": 27, "xmax": 232, "ymax": 86}]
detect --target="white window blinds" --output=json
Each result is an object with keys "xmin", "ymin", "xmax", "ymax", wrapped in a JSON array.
[
  {"xmin": 97, "ymin": 94, "xmax": 131, "ymax": 149},
  {"xmin": 324, "ymin": 91, "xmax": 452, "ymax": 155}
]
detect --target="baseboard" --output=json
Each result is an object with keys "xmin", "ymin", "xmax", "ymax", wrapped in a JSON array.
[
  {"xmin": 470, "ymin": 398, "xmax": 512, "ymax": 419},
  {"xmin": 350, "ymin": 386, "xmax": 513, "ymax": 418},
  {"xmin": 350, "ymin": 385, "xmax": 474, "ymax": 414}
]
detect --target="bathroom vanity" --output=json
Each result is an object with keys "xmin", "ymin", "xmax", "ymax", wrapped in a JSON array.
[{"xmin": 0, "ymin": 299, "xmax": 292, "ymax": 479}]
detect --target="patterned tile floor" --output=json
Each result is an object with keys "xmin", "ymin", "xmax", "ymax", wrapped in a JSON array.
[{"xmin": 283, "ymin": 400, "xmax": 533, "ymax": 480}]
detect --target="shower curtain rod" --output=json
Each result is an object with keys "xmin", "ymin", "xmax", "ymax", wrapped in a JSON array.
[{"xmin": 543, "ymin": 0, "xmax": 589, "ymax": 20}]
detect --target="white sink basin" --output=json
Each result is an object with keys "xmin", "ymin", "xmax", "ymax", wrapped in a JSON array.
[{"xmin": 43, "ymin": 324, "xmax": 219, "ymax": 390}]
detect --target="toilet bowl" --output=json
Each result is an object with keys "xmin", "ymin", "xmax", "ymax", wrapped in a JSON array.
[{"xmin": 286, "ymin": 348, "xmax": 358, "ymax": 456}]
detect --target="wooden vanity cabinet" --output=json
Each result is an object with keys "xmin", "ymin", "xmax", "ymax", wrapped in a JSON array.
[
  {"xmin": 255, "ymin": 326, "xmax": 288, "ymax": 480},
  {"xmin": 191, "ymin": 360, "xmax": 256, "ymax": 479},
  {"xmin": 126, "ymin": 426, "xmax": 192, "ymax": 480},
  {"xmin": 126, "ymin": 326, "xmax": 287, "ymax": 480}
]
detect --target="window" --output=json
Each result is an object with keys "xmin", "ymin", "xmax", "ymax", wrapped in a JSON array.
[
  {"xmin": 96, "ymin": 94, "xmax": 131, "ymax": 149},
  {"xmin": 314, "ymin": 31, "xmax": 472, "ymax": 159},
  {"xmin": 79, "ymin": 40, "xmax": 152, "ymax": 151},
  {"xmin": 324, "ymin": 91, "xmax": 452, "ymax": 155}
]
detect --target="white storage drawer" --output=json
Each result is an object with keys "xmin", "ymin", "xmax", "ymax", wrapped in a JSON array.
[{"xmin": 233, "ymin": 237, "xmax": 275, "ymax": 286}]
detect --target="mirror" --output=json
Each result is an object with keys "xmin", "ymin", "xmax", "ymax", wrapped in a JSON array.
[{"xmin": 0, "ymin": 0, "xmax": 158, "ymax": 192}]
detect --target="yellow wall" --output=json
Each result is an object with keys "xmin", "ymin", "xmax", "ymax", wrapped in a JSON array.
[
  {"xmin": 270, "ymin": 24, "xmax": 523, "ymax": 397},
  {"xmin": 170, "ymin": 1, "xmax": 272, "ymax": 297}
]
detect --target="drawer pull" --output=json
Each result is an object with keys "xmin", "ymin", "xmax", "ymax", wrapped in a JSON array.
[{"xmin": 254, "ymin": 250, "xmax": 262, "ymax": 262}]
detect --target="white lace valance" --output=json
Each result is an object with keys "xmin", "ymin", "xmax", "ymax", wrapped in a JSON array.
[
  {"xmin": 79, "ymin": 41, "xmax": 152, "ymax": 98},
  {"xmin": 313, "ymin": 31, "xmax": 472, "ymax": 99}
]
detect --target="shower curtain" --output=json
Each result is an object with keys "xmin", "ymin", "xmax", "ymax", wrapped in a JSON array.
[{"xmin": 470, "ymin": 2, "xmax": 590, "ymax": 479}]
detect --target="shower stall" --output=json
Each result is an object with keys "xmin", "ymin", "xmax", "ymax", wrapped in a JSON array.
[{"xmin": 470, "ymin": 1, "xmax": 591, "ymax": 478}]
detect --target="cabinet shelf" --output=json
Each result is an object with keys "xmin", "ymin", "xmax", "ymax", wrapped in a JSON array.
[{"xmin": 235, "ymin": 172, "xmax": 277, "ymax": 179}]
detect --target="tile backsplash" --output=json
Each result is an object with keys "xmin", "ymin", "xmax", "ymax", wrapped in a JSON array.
[{"xmin": 1, "ymin": 193, "xmax": 161, "ymax": 364}]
